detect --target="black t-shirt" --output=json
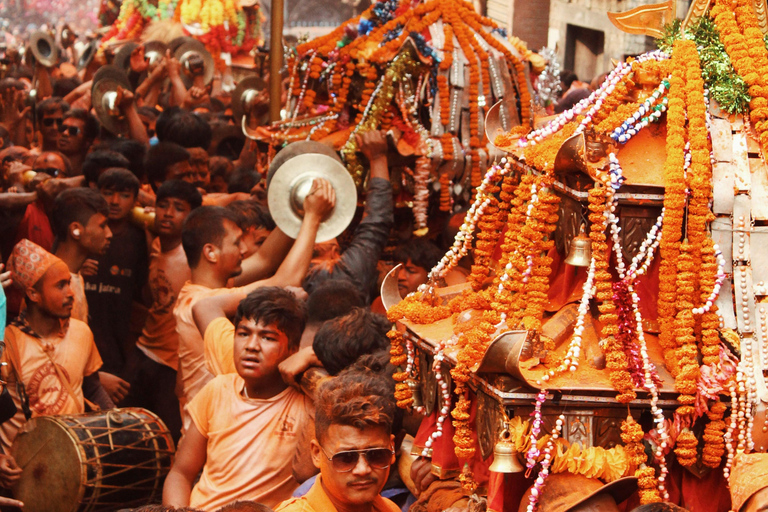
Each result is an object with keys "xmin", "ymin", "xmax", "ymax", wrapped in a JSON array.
[{"xmin": 84, "ymin": 223, "xmax": 148, "ymax": 375}]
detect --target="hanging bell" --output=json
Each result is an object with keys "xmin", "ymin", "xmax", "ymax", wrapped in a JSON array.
[
  {"xmin": 408, "ymin": 380, "xmax": 423, "ymax": 409},
  {"xmin": 565, "ymin": 223, "xmax": 592, "ymax": 267},
  {"xmin": 488, "ymin": 428, "xmax": 524, "ymax": 473}
]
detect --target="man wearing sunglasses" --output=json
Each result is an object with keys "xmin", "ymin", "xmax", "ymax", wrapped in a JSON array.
[
  {"xmin": 57, "ymin": 108, "xmax": 98, "ymax": 176},
  {"xmin": 36, "ymin": 97, "xmax": 69, "ymax": 152},
  {"xmin": 276, "ymin": 368, "xmax": 399, "ymax": 512}
]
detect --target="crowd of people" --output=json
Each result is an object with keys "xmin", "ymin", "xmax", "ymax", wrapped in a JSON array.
[{"xmin": 0, "ymin": 20, "xmax": 765, "ymax": 512}]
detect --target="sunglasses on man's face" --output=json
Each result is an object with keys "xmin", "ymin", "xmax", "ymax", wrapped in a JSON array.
[
  {"xmin": 320, "ymin": 446, "xmax": 394, "ymax": 473},
  {"xmin": 58, "ymin": 125, "xmax": 80, "ymax": 136},
  {"xmin": 42, "ymin": 117, "xmax": 63, "ymax": 127}
]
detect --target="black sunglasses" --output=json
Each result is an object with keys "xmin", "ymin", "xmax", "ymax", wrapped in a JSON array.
[
  {"xmin": 320, "ymin": 446, "xmax": 394, "ymax": 472},
  {"xmin": 33, "ymin": 167, "xmax": 60, "ymax": 177},
  {"xmin": 42, "ymin": 117, "xmax": 63, "ymax": 127},
  {"xmin": 58, "ymin": 125, "xmax": 80, "ymax": 136}
]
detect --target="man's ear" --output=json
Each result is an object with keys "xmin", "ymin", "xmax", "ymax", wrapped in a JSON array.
[
  {"xmin": 25, "ymin": 285, "xmax": 41, "ymax": 306},
  {"xmin": 310, "ymin": 438, "xmax": 323, "ymax": 470},
  {"xmin": 70, "ymin": 221, "xmax": 84, "ymax": 240},
  {"xmin": 202, "ymin": 243, "xmax": 218, "ymax": 264}
]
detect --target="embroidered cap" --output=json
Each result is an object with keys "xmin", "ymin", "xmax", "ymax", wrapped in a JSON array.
[{"xmin": 7, "ymin": 239, "xmax": 64, "ymax": 290}]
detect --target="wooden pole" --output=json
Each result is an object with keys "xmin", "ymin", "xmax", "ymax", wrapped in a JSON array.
[{"xmin": 269, "ymin": 0, "xmax": 284, "ymax": 123}]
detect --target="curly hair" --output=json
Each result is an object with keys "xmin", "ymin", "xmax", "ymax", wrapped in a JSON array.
[{"xmin": 314, "ymin": 364, "xmax": 396, "ymax": 442}]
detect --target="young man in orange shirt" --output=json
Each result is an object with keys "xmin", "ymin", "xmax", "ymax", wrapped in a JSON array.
[
  {"xmin": 123, "ymin": 180, "xmax": 202, "ymax": 443},
  {"xmin": 0, "ymin": 239, "xmax": 108, "ymax": 451},
  {"xmin": 173, "ymin": 178, "xmax": 334, "ymax": 430},
  {"xmin": 163, "ymin": 286, "xmax": 311, "ymax": 510},
  {"xmin": 276, "ymin": 367, "xmax": 400, "ymax": 512}
]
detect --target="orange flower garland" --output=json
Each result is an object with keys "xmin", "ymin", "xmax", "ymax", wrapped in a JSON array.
[
  {"xmin": 674, "ymin": 428, "xmax": 698, "ymax": 467},
  {"xmin": 439, "ymin": 172, "xmax": 452, "ymax": 212},
  {"xmin": 711, "ymin": 0, "xmax": 768, "ymax": 154},
  {"xmin": 389, "ymin": 329, "xmax": 414, "ymax": 409},
  {"xmin": 621, "ymin": 416, "xmax": 661, "ymax": 504},
  {"xmin": 674, "ymin": 241, "xmax": 699, "ymax": 417},
  {"xmin": 700, "ymin": 240, "xmax": 722, "ymax": 366},
  {"xmin": 589, "ymin": 183, "xmax": 635, "ymax": 402},
  {"xmin": 657, "ymin": 40, "xmax": 689, "ymax": 375},
  {"xmin": 702, "ymin": 401, "xmax": 727, "ymax": 468}
]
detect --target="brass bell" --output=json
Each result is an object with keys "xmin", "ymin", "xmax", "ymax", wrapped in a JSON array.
[
  {"xmin": 565, "ymin": 223, "xmax": 592, "ymax": 267},
  {"xmin": 488, "ymin": 428, "xmax": 524, "ymax": 473},
  {"xmin": 408, "ymin": 380, "xmax": 423, "ymax": 409}
]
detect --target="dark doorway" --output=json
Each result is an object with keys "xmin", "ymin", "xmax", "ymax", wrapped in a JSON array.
[{"xmin": 564, "ymin": 24, "xmax": 605, "ymax": 83}]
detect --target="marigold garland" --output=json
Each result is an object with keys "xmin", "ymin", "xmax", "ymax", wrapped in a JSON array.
[
  {"xmin": 711, "ymin": 0, "xmax": 768, "ymax": 154},
  {"xmin": 702, "ymin": 401, "xmax": 727, "ymax": 468},
  {"xmin": 621, "ymin": 416, "xmax": 661, "ymax": 504},
  {"xmin": 674, "ymin": 428, "xmax": 698, "ymax": 467}
]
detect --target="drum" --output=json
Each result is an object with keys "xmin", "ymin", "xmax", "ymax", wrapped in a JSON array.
[{"xmin": 10, "ymin": 408, "xmax": 174, "ymax": 512}]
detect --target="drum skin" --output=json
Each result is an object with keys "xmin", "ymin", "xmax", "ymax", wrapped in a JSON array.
[{"xmin": 10, "ymin": 408, "xmax": 174, "ymax": 512}]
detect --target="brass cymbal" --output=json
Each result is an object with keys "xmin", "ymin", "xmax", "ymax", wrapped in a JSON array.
[
  {"xmin": 91, "ymin": 65, "xmax": 132, "ymax": 136},
  {"xmin": 266, "ymin": 140, "xmax": 341, "ymax": 188},
  {"xmin": 232, "ymin": 75, "xmax": 269, "ymax": 129},
  {"xmin": 174, "ymin": 39, "xmax": 214, "ymax": 87},
  {"xmin": 28, "ymin": 31, "xmax": 58, "ymax": 68},
  {"xmin": 77, "ymin": 39, "xmax": 99, "ymax": 71},
  {"xmin": 112, "ymin": 41, "xmax": 139, "ymax": 72},
  {"xmin": 267, "ymin": 152, "xmax": 357, "ymax": 243}
]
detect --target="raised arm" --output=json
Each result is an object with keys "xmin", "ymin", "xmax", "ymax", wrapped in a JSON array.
[
  {"xmin": 192, "ymin": 290, "xmax": 247, "ymax": 338},
  {"xmin": 231, "ymin": 228, "xmax": 293, "ymax": 286},
  {"xmin": 250, "ymin": 178, "xmax": 335, "ymax": 288}
]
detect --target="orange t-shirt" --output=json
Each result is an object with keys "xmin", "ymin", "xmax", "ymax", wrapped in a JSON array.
[
  {"xmin": 188, "ymin": 372, "xmax": 312, "ymax": 511},
  {"xmin": 0, "ymin": 319, "xmax": 103, "ymax": 451},
  {"xmin": 137, "ymin": 241, "xmax": 190, "ymax": 370},
  {"xmin": 276, "ymin": 476, "xmax": 400, "ymax": 512}
]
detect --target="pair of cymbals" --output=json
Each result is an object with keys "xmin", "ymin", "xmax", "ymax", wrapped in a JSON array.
[
  {"xmin": 112, "ymin": 40, "xmax": 168, "ymax": 74},
  {"xmin": 267, "ymin": 141, "xmax": 357, "ymax": 243},
  {"xmin": 174, "ymin": 39, "xmax": 214, "ymax": 87},
  {"xmin": 232, "ymin": 75, "xmax": 269, "ymax": 129},
  {"xmin": 91, "ymin": 65, "xmax": 132, "ymax": 135}
]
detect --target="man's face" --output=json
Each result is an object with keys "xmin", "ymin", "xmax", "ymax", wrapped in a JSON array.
[
  {"xmin": 217, "ymin": 219, "xmax": 246, "ymax": 277},
  {"xmin": 31, "ymin": 261, "xmax": 74, "ymax": 319},
  {"xmin": 311, "ymin": 424, "xmax": 394, "ymax": 509},
  {"xmin": 155, "ymin": 197, "xmax": 192, "ymax": 239},
  {"xmin": 241, "ymin": 225, "xmax": 271, "ymax": 258},
  {"xmin": 397, "ymin": 258, "xmax": 428, "ymax": 296},
  {"xmin": 32, "ymin": 152, "xmax": 67, "ymax": 177},
  {"xmin": 41, "ymin": 108, "xmax": 64, "ymax": 146},
  {"xmin": 187, "ymin": 147, "xmax": 211, "ymax": 189},
  {"xmin": 233, "ymin": 318, "xmax": 292, "ymax": 382},
  {"xmin": 57, "ymin": 118, "xmax": 86, "ymax": 155},
  {"xmin": 166, "ymin": 159, "xmax": 194, "ymax": 185},
  {"xmin": 101, "ymin": 188, "xmax": 136, "ymax": 221},
  {"xmin": 79, "ymin": 212, "xmax": 112, "ymax": 255}
]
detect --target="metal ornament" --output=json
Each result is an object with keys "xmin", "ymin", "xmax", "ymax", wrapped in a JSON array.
[
  {"xmin": 232, "ymin": 75, "xmax": 269, "ymax": 129},
  {"xmin": 380, "ymin": 264, "xmax": 403, "ymax": 311},
  {"xmin": 77, "ymin": 39, "xmax": 99, "ymax": 71},
  {"xmin": 28, "ymin": 31, "xmax": 59, "ymax": 68},
  {"xmin": 91, "ymin": 66, "xmax": 132, "ymax": 136},
  {"xmin": 174, "ymin": 40, "xmax": 214, "ymax": 88},
  {"xmin": 112, "ymin": 41, "xmax": 139, "ymax": 72},
  {"xmin": 564, "ymin": 224, "xmax": 592, "ymax": 267},
  {"xmin": 267, "ymin": 153, "xmax": 357, "ymax": 243},
  {"xmin": 143, "ymin": 41, "xmax": 168, "ymax": 72},
  {"xmin": 488, "ymin": 427, "xmax": 524, "ymax": 473}
]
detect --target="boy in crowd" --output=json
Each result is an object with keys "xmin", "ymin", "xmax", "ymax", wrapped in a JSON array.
[
  {"xmin": 0, "ymin": 239, "xmax": 111, "ymax": 451},
  {"xmin": 276, "ymin": 366, "xmax": 399, "ymax": 512},
  {"xmin": 174, "ymin": 179, "xmax": 333, "ymax": 426},
  {"xmin": 51, "ymin": 188, "xmax": 113, "ymax": 323},
  {"xmin": 122, "ymin": 180, "xmax": 202, "ymax": 442},
  {"xmin": 85, "ymin": 168, "xmax": 148, "ymax": 387},
  {"xmin": 163, "ymin": 287, "xmax": 312, "ymax": 510}
]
